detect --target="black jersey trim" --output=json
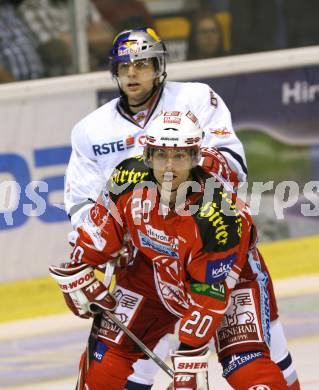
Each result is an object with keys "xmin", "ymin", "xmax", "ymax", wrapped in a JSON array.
[
  {"xmin": 218, "ymin": 147, "xmax": 248, "ymax": 175},
  {"xmin": 68, "ymin": 198, "xmax": 95, "ymax": 219},
  {"xmin": 277, "ymin": 352, "xmax": 292, "ymax": 371}
]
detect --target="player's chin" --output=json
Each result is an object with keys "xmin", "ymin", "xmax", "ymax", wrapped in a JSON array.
[
  {"xmin": 167, "ymin": 179, "xmax": 182, "ymax": 191},
  {"xmin": 128, "ymin": 89, "xmax": 149, "ymax": 103},
  {"xmin": 162, "ymin": 174, "xmax": 177, "ymax": 183}
]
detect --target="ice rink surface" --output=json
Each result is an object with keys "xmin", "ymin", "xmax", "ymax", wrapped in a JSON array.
[{"xmin": 1, "ymin": 276, "xmax": 319, "ymax": 390}]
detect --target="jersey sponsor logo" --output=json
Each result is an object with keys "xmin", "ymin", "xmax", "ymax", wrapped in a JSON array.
[
  {"xmin": 198, "ymin": 201, "xmax": 229, "ymax": 245},
  {"xmin": 191, "ymin": 282, "xmax": 226, "ymax": 301},
  {"xmin": 138, "ymin": 230, "xmax": 179, "ymax": 258},
  {"xmin": 205, "ymin": 253, "xmax": 237, "ymax": 284},
  {"xmin": 111, "ymin": 166, "xmax": 149, "ymax": 185},
  {"xmin": 164, "ymin": 111, "xmax": 182, "ymax": 116},
  {"xmin": 216, "ymin": 289, "xmax": 263, "ymax": 353},
  {"xmin": 164, "ymin": 117, "xmax": 181, "ymax": 124},
  {"xmin": 249, "ymin": 386, "xmax": 270, "ymax": 390},
  {"xmin": 145, "ymin": 225, "xmax": 179, "ymax": 249},
  {"xmin": 132, "ymin": 155, "xmax": 145, "ymax": 161},
  {"xmin": 186, "ymin": 110, "xmax": 198, "ymax": 124},
  {"xmin": 222, "ymin": 351, "xmax": 263, "ymax": 378},
  {"xmin": 138, "ymin": 135, "xmax": 146, "ymax": 145},
  {"xmin": 177, "ymin": 362, "xmax": 208, "ymax": 369},
  {"xmin": 92, "ymin": 135, "xmax": 135, "ymax": 156},
  {"xmin": 126, "ymin": 134, "xmax": 135, "ymax": 147},
  {"xmin": 210, "ymin": 127, "xmax": 232, "ymax": 138},
  {"xmin": 99, "ymin": 317, "xmax": 121, "ymax": 341},
  {"xmin": 59, "ymin": 269, "xmax": 95, "ymax": 292},
  {"xmin": 99, "ymin": 286, "xmax": 143, "ymax": 344},
  {"xmin": 198, "ymin": 197, "xmax": 241, "ymax": 245},
  {"xmin": 93, "ymin": 341, "xmax": 108, "ymax": 362}
]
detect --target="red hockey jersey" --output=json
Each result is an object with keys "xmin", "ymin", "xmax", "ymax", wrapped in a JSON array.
[{"xmin": 74, "ymin": 155, "xmax": 255, "ymax": 347}]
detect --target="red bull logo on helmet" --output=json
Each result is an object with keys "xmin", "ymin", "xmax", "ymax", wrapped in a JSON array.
[{"xmin": 118, "ymin": 41, "xmax": 141, "ymax": 56}]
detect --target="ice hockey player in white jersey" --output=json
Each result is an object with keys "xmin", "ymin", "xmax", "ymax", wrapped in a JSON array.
[
  {"xmin": 65, "ymin": 28, "xmax": 247, "ymax": 229},
  {"xmin": 64, "ymin": 28, "xmax": 300, "ymax": 390}
]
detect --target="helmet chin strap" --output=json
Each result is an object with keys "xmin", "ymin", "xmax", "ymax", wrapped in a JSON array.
[
  {"xmin": 118, "ymin": 72, "xmax": 167, "ymax": 112},
  {"xmin": 128, "ymin": 85, "xmax": 158, "ymax": 108}
]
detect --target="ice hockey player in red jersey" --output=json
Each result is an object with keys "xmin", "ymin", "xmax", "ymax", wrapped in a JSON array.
[
  {"xmin": 64, "ymin": 27, "xmax": 299, "ymax": 390},
  {"xmin": 51, "ymin": 111, "xmax": 290, "ymax": 389}
]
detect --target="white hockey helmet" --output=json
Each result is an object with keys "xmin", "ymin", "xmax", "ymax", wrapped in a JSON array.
[{"xmin": 144, "ymin": 111, "xmax": 204, "ymax": 166}]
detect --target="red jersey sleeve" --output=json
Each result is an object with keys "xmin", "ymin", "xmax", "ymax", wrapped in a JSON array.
[
  {"xmin": 178, "ymin": 190, "xmax": 252, "ymax": 347},
  {"xmin": 72, "ymin": 193, "xmax": 127, "ymax": 267},
  {"xmin": 71, "ymin": 155, "xmax": 150, "ymax": 267}
]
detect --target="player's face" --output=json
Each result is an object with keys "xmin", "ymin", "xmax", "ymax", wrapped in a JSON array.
[
  {"xmin": 151, "ymin": 148, "xmax": 193, "ymax": 191},
  {"xmin": 118, "ymin": 59, "xmax": 156, "ymax": 105}
]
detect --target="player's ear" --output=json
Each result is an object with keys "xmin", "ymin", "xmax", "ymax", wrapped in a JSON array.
[
  {"xmin": 192, "ymin": 149, "xmax": 201, "ymax": 167},
  {"xmin": 143, "ymin": 148, "xmax": 153, "ymax": 168}
]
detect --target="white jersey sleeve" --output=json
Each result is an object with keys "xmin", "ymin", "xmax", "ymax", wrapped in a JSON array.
[
  {"xmin": 65, "ymin": 121, "xmax": 104, "ymax": 228},
  {"xmin": 186, "ymin": 82, "xmax": 247, "ymax": 182},
  {"xmin": 64, "ymin": 98, "xmax": 145, "ymax": 228}
]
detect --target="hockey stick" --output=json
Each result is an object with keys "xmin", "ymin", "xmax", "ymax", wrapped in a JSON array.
[
  {"xmin": 88, "ymin": 261, "xmax": 174, "ymax": 379},
  {"xmin": 89, "ymin": 303, "xmax": 174, "ymax": 379}
]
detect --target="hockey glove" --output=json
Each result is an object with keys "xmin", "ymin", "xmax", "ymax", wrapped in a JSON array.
[
  {"xmin": 168, "ymin": 344, "xmax": 210, "ymax": 390},
  {"xmin": 67, "ymin": 230, "xmax": 78, "ymax": 247},
  {"xmin": 49, "ymin": 263, "xmax": 117, "ymax": 319},
  {"xmin": 105, "ymin": 241, "xmax": 134, "ymax": 268}
]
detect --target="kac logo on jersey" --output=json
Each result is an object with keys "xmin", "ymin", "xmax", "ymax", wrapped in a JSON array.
[
  {"xmin": 92, "ymin": 135, "xmax": 135, "ymax": 156},
  {"xmin": 205, "ymin": 253, "xmax": 237, "ymax": 284},
  {"xmin": 138, "ymin": 230, "xmax": 179, "ymax": 258}
]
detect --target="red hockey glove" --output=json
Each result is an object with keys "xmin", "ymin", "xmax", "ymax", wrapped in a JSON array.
[
  {"xmin": 49, "ymin": 263, "xmax": 117, "ymax": 319},
  {"xmin": 168, "ymin": 344, "xmax": 210, "ymax": 390},
  {"xmin": 201, "ymin": 147, "xmax": 239, "ymax": 188}
]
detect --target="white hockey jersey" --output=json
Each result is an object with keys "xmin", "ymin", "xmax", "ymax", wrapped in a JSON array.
[{"xmin": 65, "ymin": 80, "xmax": 247, "ymax": 227}]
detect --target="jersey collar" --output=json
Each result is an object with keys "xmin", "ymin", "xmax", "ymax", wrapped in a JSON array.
[{"xmin": 116, "ymin": 83, "xmax": 164, "ymax": 128}]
